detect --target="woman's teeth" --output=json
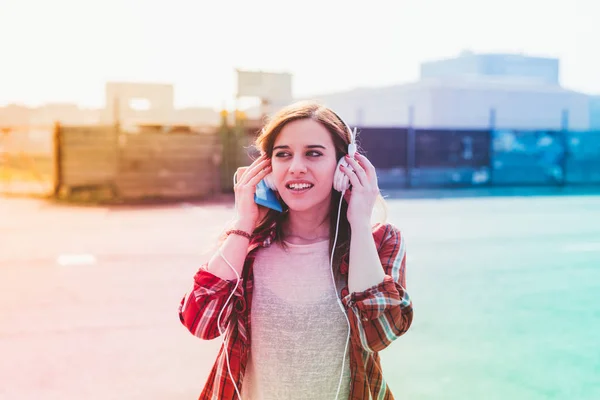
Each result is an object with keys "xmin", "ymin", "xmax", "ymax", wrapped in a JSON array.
[{"xmin": 287, "ymin": 183, "xmax": 313, "ymax": 191}]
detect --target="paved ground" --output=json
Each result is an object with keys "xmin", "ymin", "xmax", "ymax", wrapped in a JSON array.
[{"xmin": 1, "ymin": 192, "xmax": 599, "ymax": 399}]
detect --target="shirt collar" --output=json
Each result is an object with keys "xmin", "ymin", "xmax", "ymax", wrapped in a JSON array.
[
  {"xmin": 248, "ymin": 222, "xmax": 277, "ymax": 253},
  {"xmin": 248, "ymin": 222, "xmax": 349, "ymax": 275}
]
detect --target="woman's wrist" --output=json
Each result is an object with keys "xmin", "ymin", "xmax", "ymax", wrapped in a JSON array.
[
  {"xmin": 349, "ymin": 218, "xmax": 372, "ymax": 233},
  {"xmin": 232, "ymin": 218, "xmax": 255, "ymax": 234},
  {"xmin": 226, "ymin": 229, "xmax": 252, "ymax": 240}
]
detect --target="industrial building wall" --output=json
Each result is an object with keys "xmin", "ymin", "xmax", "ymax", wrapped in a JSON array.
[
  {"xmin": 420, "ymin": 53, "xmax": 560, "ymax": 85},
  {"xmin": 310, "ymin": 80, "xmax": 590, "ymax": 131},
  {"xmin": 420, "ymin": 55, "xmax": 481, "ymax": 80},
  {"xmin": 311, "ymin": 84, "xmax": 434, "ymax": 127},
  {"xmin": 429, "ymin": 84, "xmax": 590, "ymax": 130},
  {"xmin": 102, "ymin": 82, "xmax": 175, "ymax": 125},
  {"xmin": 590, "ymin": 96, "xmax": 600, "ymax": 130}
]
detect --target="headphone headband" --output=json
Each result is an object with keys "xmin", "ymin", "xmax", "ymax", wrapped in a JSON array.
[
  {"xmin": 328, "ymin": 108, "xmax": 357, "ymax": 157},
  {"xmin": 328, "ymin": 109, "xmax": 354, "ymax": 138}
]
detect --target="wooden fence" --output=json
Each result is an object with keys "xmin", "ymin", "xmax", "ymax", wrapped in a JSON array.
[
  {"xmin": 0, "ymin": 126, "xmax": 55, "ymax": 196},
  {"xmin": 55, "ymin": 124, "xmax": 223, "ymax": 200}
]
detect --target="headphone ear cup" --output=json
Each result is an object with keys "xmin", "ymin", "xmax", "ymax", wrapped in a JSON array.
[
  {"xmin": 263, "ymin": 173, "xmax": 277, "ymax": 191},
  {"xmin": 333, "ymin": 157, "xmax": 350, "ymax": 192}
]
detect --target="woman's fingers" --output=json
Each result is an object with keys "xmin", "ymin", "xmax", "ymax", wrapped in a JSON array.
[
  {"xmin": 355, "ymin": 153, "xmax": 377, "ymax": 179},
  {"xmin": 236, "ymin": 155, "xmax": 270, "ymax": 185},
  {"xmin": 247, "ymin": 164, "xmax": 272, "ymax": 187},
  {"xmin": 343, "ymin": 155, "xmax": 369, "ymax": 186},
  {"xmin": 339, "ymin": 161, "xmax": 361, "ymax": 188},
  {"xmin": 235, "ymin": 167, "xmax": 248, "ymax": 184}
]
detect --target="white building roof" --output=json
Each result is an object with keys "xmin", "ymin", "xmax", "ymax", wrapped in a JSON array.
[{"xmin": 300, "ymin": 77, "xmax": 590, "ymax": 130}]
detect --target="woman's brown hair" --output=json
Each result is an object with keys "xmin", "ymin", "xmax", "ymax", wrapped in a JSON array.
[{"xmin": 252, "ymin": 101, "xmax": 358, "ymax": 274}]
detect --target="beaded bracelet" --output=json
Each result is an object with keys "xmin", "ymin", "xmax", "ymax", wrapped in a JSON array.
[{"xmin": 226, "ymin": 229, "xmax": 252, "ymax": 239}]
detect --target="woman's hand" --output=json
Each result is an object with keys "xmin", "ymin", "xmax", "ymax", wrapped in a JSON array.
[
  {"xmin": 233, "ymin": 154, "xmax": 272, "ymax": 231},
  {"xmin": 339, "ymin": 153, "xmax": 380, "ymax": 227}
]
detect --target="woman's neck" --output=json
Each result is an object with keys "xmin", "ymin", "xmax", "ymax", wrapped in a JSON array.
[{"xmin": 284, "ymin": 209, "xmax": 330, "ymax": 244}]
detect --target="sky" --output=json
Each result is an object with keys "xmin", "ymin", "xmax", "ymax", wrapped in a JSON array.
[{"xmin": 0, "ymin": 0, "xmax": 598, "ymax": 110}]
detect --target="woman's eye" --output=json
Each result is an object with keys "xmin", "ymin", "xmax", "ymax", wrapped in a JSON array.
[{"xmin": 274, "ymin": 150, "xmax": 322, "ymax": 158}]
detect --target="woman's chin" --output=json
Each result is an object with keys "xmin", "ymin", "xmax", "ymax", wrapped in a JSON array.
[
  {"xmin": 282, "ymin": 193, "xmax": 331, "ymax": 213},
  {"xmin": 282, "ymin": 199, "xmax": 310, "ymax": 212}
]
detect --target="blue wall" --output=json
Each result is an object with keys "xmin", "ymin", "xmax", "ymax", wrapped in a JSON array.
[
  {"xmin": 491, "ymin": 130, "xmax": 564, "ymax": 185},
  {"xmin": 565, "ymin": 131, "xmax": 600, "ymax": 184},
  {"xmin": 358, "ymin": 127, "xmax": 600, "ymax": 188}
]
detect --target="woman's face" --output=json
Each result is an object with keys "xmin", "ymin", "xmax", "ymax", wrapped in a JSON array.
[{"xmin": 271, "ymin": 118, "xmax": 339, "ymax": 213}]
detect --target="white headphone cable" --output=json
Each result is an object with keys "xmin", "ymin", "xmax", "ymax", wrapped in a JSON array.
[
  {"xmin": 217, "ymin": 246, "xmax": 244, "ymax": 400},
  {"xmin": 330, "ymin": 189, "xmax": 352, "ymax": 400},
  {"xmin": 219, "ymin": 164, "xmax": 351, "ymax": 400}
]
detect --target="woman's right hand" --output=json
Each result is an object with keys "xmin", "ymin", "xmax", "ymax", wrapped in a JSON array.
[{"xmin": 233, "ymin": 154, "xmax": 272, "ymax": 231}]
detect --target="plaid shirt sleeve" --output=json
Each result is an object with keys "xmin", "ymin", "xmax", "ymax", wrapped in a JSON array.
[
  {"xmin": 178, "ymin": 264, "xmax": 244, "ymax": 340},
  {"xmin": 342, "ymin": 223, "xmax": 413, "ymax": 353}
]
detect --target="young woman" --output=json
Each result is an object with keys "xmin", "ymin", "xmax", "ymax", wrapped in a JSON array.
[{"xmin": 179, "ymin": 101, "xmax": 413, "ymax": 400}]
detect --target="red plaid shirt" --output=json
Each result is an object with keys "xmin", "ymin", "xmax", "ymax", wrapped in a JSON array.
[{"xmin": 179, "ymin": 222, "xmax": 413, "ymax": 399}]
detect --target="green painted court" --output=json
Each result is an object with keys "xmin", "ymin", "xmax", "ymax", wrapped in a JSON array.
[
  {"xmin": 1, "ymin": 193, "xmax": 598, "ymax": 399},
  {"xmin": 380, "ymin": 193, "xmax": 600, "ymax": 400}
]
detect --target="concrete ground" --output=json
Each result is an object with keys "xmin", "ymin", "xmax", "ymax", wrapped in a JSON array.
[{"xmin": 1, "ymin": 192, "xmax": 599, "ymax": 399}]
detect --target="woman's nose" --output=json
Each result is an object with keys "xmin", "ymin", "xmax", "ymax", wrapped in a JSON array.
[{"xmin": 288, "ymin": 156, "xmax": 307, "ymax": 174}]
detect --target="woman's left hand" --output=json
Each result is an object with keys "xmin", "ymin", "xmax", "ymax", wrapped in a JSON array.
[{"xmin": 339, "ymin": 153, "xmax": 380, "ymax": 227}]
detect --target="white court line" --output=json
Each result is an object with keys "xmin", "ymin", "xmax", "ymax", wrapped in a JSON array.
[
  {"xmin": 561, "ymin": 242, "xmax": 600, "ymax": 253},
  {"xmin": 56, "ymin": 254, "xmax": 97, "ymax": 266}
]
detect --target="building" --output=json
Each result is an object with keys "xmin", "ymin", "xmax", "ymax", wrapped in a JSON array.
[
  {"xmin": 420, "ymin": 51, "xmax": 560, "ymax": 85},
  {"xmin": 0, "ymin": 103, "xmax": 102, "ymax": 126},
  {"xmin": 0, "ymin": 104, "xmax": 32, "ymax": 126},
  {"xmin": 590, "ymin": 96, "xmax": 600, "ymax": 130},
  {"xmin": 30, "ymin": 103, "xmax": 101, "ymax": 125},
  {"xmin": 102, "ymin": 82, "xmax": 175, "ymax": 126},
  {"xmin": 308, "ymin": 78, "xmax": 589, "ymax": 130},
  {"xmin": 300, "ymin": 52, "xmax": 591, "ymax": 131},
  {"xmin": 171, "ymin": 107, "xmax": 221, "ymax": 126}
]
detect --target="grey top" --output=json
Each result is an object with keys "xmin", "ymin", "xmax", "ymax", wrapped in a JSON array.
[{"xmin": 241, "ymin": 239, "xmax": 351, "ymax": 400}]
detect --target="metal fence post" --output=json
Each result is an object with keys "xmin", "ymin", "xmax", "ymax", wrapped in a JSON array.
[
  {"xmin": 488, "ymin": 107, "xmax": 497, "ymax": 186},
  {"xmin": 52, "ymin": 121, "xmax": 62, "ymax": 198},
  {"xmin": 406, "ymin": 106, "xmax": 415, "ymax": 188},
  {"xmin": 560, "ymin": 109, "xmax": 570, "ymax": 186}
]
